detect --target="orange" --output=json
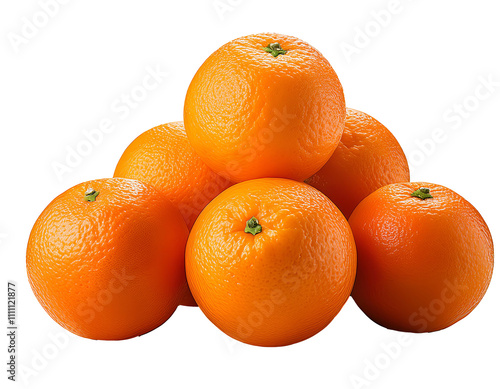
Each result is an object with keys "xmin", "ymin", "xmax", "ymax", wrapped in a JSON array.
[
  {"xmin": 26, "ymin": 178, "xmax": 189, "ymax": 340},
  {"xmin": 184, "ymin": 33, "xmax": 346, "ymax": 183},
  {"xmin": 114, "ymin": 122, "xmax": 232, "ymax": 306},
  {"xmin": 185, "ymin": 178, "xmax": 357, "ymax": 347},
  {"xmin": 349, "ymin": 182, "xmax": 494, "ymax": 332},
  {"xmin": 306, "ymin": 108, "xmax": 410, "ymax": 218},
  {"xmin": 114, "ymin": 122, "xmax": 232, "ymax": 229}
]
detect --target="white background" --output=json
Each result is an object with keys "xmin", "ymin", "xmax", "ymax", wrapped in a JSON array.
[{"xmin": 1, "ymin": 0, "xmax": 499, "ymax": 388}]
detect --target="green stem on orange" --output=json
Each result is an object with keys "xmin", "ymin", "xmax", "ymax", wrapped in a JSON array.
[
  {"xmin": 411, "ymin": 187, "xmax": 433, "ymax": 200},
  {"xmin": 245, "ymin": 217, "xmax": 262, "ymax": 236},
  {"xmin": 84, "ymin": 188, "xmax": 100, "ymax": 202},
  {"xmin": 262, "ymin": 42, "xmax": 287, "ymax": 57}
]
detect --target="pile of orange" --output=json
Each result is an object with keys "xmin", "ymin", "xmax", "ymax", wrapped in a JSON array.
[{"xmin": 27, "ymin": 33, "xmax": 494, "ymax": 347}]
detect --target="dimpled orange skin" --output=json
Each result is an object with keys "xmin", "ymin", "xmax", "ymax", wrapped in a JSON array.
[
  {"xmin": 114, "ymin": 122, "xmax": 233, "ymax": 306},
  {"xmin": 349, "ymin": 182, "xmax": 494, "ymax": 333},
  {"xmin": 114, "ymin": 122, "xmax": 232, "ymax": 230},
  {"xmin": 186, "ymin": 178, "xmax": 357, "ymax": 347},
  {"xmin": 184, "ymin": 33, "xmax": 346, "ymax": 183},
  {"xmin": 306, "ymin": 108, "xmax": 410, "ymax": 218},
  {"xmin": 26, "ymin": 178, "xmax": 189, "ymax": 340}
]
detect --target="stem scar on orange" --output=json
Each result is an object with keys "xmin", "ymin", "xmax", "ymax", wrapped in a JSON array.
[
  {"xmin": 26, "ymin": 178, "xmax": 189, "ymax": 340},
  {"xmin": 185, "ymin": 178, "xmax": 357, "ymax": 347},
  {"xmin": 184, "ymin": 33, "xmax": 346, "ymax": 183},
  {"xmin": 349, "ymin": 182, "xmax": 494, "ymax": 333}
]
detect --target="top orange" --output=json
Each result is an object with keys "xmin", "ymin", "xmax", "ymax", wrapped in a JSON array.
[{"xmin": 184, "ymin": 33, "xmax": 346, "ymax": 183}]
